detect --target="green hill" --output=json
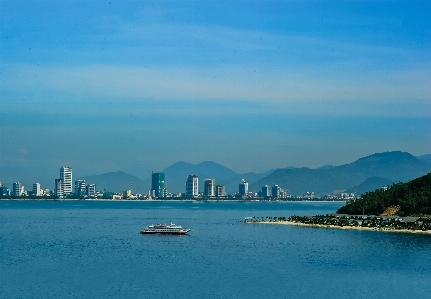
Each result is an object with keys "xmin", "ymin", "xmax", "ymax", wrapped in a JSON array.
[{"xmin": 337, "ymin": 173, "xmax": 431, "ymax": 216}]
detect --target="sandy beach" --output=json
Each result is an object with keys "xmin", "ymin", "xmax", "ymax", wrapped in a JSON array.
[{"xmin": 257, "ymin": 221, "xmax": 431, "ymax": 234}]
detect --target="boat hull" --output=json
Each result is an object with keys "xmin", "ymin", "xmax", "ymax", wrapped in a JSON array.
[
  {"xmin": 140, "ymin": 230, "xmax": 189, "ymax": 235},
  {"xmin": 140, "ymin": 222, "xmax": 191, "ymax": 235}
]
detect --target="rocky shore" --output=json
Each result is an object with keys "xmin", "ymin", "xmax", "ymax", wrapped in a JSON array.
[{"xmin": 241, "ymin": 214, "xmax": 431, "ymax": 234}]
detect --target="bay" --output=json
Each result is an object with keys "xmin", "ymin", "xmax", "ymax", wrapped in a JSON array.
[{"xmin": 1, "ymin": 200, "xmax": 430, "ymax": 299}]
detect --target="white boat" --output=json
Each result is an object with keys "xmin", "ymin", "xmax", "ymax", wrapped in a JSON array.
[{"xmin": 140, "ymin": 222, "xmax": 191, "ymax": 235}]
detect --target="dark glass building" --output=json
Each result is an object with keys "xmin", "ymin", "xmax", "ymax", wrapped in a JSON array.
[{"xmin": 151, "ymin": 172, "xmax": 165, "ymax": 198}]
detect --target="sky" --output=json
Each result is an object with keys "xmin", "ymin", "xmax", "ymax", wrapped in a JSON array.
[{"xmin": 1, "ymin": 0, "xmax": 430, "ymax": 186}]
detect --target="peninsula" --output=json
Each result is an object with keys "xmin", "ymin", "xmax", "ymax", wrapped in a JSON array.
[{"xmin": 242, "ymin": 172, "xmax": 431, "ymax": 234}]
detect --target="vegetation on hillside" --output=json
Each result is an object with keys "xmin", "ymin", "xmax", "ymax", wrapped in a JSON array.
[{"xmin": 337, "ymin": 173, "xmax": 431, "ymax": 216}]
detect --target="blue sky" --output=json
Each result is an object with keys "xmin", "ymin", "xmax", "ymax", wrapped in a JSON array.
[{"xmin": 1, "ymin": 0, "xmax": 430, "ymax": 185}]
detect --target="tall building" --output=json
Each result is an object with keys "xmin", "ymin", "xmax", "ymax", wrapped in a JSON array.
[
  {"xmin": 12, "ymin": 182, "xmax": 23, "ymax": 197},
  {"xmin": 55, "ymin": 179, "xmax": 64, "ymax": 197},
  {"xmin": 239, "ymin": 179, "xmax": 248, "ymax": 195},
  {"xmin": 185, "ymin": 174, "xmax": 198, "ymax": 198},
  {"xmin": 0, "ymin": 183, "xmax": 10, "ymax": 197},
  {"xmin": 75, "ymin": 180, "xmax": 86, "ymax": 196},
  {"xmin": 262, "ymin": 185, "xmax": 271, "ymax": 197},
  {"xmin": 60, "ymin": 167, "xmax": 73, "ymax": 194},
  {"xmin": 272, "ymin": 185, "xmax": 281, "ymax": 198},
  {"xmin": 33, "ymin": 183, "xmax": 42, "ymax": 196},
  {"xmin": 204, "ymin": 179, "xmax": 216, "ymax": 197},
  {"xmin": 216, "ymin": 185, "xmax": 226, "ymax": 197},
  {"xmin": 151, "ymin": 172, "xmax": 165, "ymax": 198},
  {"xmin": 86, "ymin": 184, "xmax": 96, "ymax": 197}
]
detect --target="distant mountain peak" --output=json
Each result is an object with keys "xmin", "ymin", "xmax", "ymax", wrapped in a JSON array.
[
  {"xmin": 316, "ymin": 165, "xmax": 336, "ymax": 170},
  {"xmin": 416, "ymin": 154, "xmax": 431, "ymax": 163},
  {"xmin": 359, "ymin": 151, "xmax": 413, "ymax": 160},
  {"xmin": 351, "ymin": 151, "xmax": 419, "ymax": 166},
  {"xmin": 249, "ymin": 150, "xmax": 431, "ymax": 196},
  {"xmin": 198, "ymin": 160, "xmax": 218, "ymax": 165}
]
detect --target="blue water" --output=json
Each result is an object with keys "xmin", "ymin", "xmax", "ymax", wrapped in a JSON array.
[{"xmin": 1, "ymin": 200, "xmax": 430, "ymax": 299}]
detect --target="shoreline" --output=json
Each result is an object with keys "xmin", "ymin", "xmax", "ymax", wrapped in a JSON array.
[
  {"xmin": 0, "ymin": 198, "xmax": 346, "ymax": 203},
  {"xmin": 256, "ymin": 221, "xmax": 431, "ymax": 234}
]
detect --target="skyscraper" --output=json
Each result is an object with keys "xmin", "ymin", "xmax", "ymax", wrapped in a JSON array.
[
  {"xmin": 185, "ymin": 174, "xmax": 198, "ymax": 198},
  {"xmin": 151, "ymin": 172, "xmax": 165, "ymax": 198},
  {"xmin": 33, "ymin": 183, "xmax": 42, "ymax": 196},
  {"xmin": 262, "ymin": 185, "xmax": 271, "ymax": 197},
  {"xmin": 272, "ymin": 185, "xmax": 281, "ymax": 198},
  {"xmin": 204, "ymin": 179, "xmax": 216, "ymax": 198},
  {"xmin": 55, "ymin": 179, "xmax": 64, "ymax": 197},
  {"xmin": 239, "ymin": 179, "xmax": 248, "ymax": 195},
  {"xmin": 60, "ymin": 167, "xmax": 72, "ymax": 194},
  {"xmin": 12, "ymin": 182, "xmax": 23, "ymax": 197}
]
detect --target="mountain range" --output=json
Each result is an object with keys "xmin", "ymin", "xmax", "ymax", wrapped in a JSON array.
[
  {"xmin": 249, "ymin": 151, "xmax": 431, "ymax": 196},
  {"xmin": 2, "ymin": 151, "xmax": 430, "ymax": 196},
  {"xmin": 79, "ymin": 151, "xmax": 431, "ymax": 196},
  {"xmin": 82, "ymin": 172, "xmax": 146, "ymax": 194},
  {"xmin": 141, "ymin": 161, "xmax": 277, "ymax": 195}
]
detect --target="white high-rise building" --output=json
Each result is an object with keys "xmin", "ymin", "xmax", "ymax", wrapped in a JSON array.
[
  {"xmin": 239, "ymin": 179, "xmax": 248, "ymax": 195},
  {"xmin": 55, "ymin": 179, "xmax": 64, "ymax": 197},
  {"xmin": 60, "ymin": 167, "xmax": 72, "ymax": 194},
  {"xmin": 185, "ymin": 175, "xmax": 198, "ymax": 198},
  {"xmin": 33, "ymin": 183, "xmax": 42, "ymax": 196},
  {"xmin": 204, "ymin": 179, "xmax": 216, "ymax": 198},
  {"xmin": 12, "ymin": 182, "xmax": 22, "ymax": 197}
]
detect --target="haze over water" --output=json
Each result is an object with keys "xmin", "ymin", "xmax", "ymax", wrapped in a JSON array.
[{"xmin": 1, "ymin": 201, "xmax": 430, "ymax": 299}]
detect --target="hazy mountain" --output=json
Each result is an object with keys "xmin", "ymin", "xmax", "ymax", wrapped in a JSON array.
[
  {"xmin": 218, "ymin": 168, "xmax": 279, "ymax": 195},
  {"xmin": 345, "ymin": 176, "xmax": 394, "ymax": 195},
  {"xmin": 139, "ymin": 162, "xmax": 281, "ymax": 194},
  {"xmin": 157, "ymin": 161, "xmax": 240, "ymax": 194},
  {"xmin": 126, "ymin": 166, "xmax": 149, "ymax": 181},
  {"xmin": 82, "ymin": 171, "xmax": 146, "ymax": 194},
  {"xmin": 92, "ymin": 162, "xmax": 278, "ymax": 194},
  {"xmin": 316, "ymin": 165, "xmax": 336, "ymax": 170},
  {"xmin": 7, "ymin": 151, "xmax": 428, "ymax": 196},
  {"xmin": 416, "ymin": 154, "xmax": 431, "ymax": 164},
  {"xmin": 165, "ymin": 161, "xmax": 239, "ymax": 180},
  {"xmin": 250, "ymin": 151, "xmax": 431, "ymax": 196}
]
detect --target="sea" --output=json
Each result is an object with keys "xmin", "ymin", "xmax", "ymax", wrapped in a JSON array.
[{"xmin": 1, "ymin": 200, "xmax": 430, "ymax": 299}]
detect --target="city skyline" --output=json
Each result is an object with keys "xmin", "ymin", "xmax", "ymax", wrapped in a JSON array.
[
  {"xmin": 1, "ymin": 1, "xmax": 430, "ymax": 181},
  {"xmin": 2, "ymin": 149, "xmax": 430, "ymax": 198},
  {"xmin": 0, "ymin": 168, "xmax": 289, "ymax": 199}
]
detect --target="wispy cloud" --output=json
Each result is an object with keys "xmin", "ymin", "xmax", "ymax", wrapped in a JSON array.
[{"xmin": 2, "ymin": 63, "xmax": 430, "ymax": 105}]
